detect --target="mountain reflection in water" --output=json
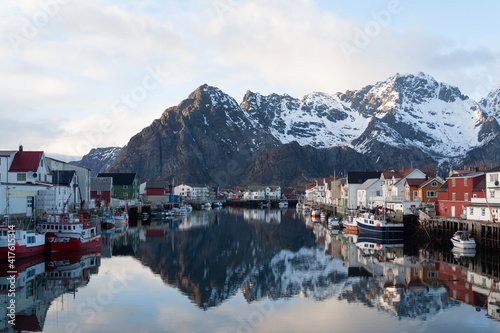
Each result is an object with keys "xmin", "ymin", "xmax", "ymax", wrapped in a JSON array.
[{"xmin": 3, "ymin": 208, "xmax": 500, "ymax": 332}]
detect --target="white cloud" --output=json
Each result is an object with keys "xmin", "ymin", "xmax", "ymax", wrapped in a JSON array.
[{"xmin": 0, "ymin": 0, "xmax": 499, "ymax": 157}]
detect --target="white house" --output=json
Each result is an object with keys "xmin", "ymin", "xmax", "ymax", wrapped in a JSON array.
[
  {"xmin": 378, "ymin": 167, "xmax": 429, "ymax": 212},
  {"xmin": 342, "ymin": 171, "xmax": 381, "ymax": 209},
  {"xmin": 173, "ymin": 184, "xmax": 192, "ymax": 197},
  {"xmin": 37, "ymin": 171, "xmax": 79, "ymax": 213},
  {"xmin": 47, "ymin": 157, "xmax": 91, "ymax": 209},
  {"xmin": 265, "ymin": 186, "xmax": 281, "ymax": 200},
  {"xmin": 244, "ymin": 186, "xmax": 266, "ymax": 200},
  {"xmin": 0, "ymin": 147, "xmax": 53, "ymax": 218},
  {"xmin": 466, "ymin": 165, "xmax": 500, "ymax": 222},
  {"xmin": 7, "ymin": 147, "xmax": 53, "ymax": 185},
  {"xmin": 356, "ymin": 178, "xmax": 382, "ymax": 208}
]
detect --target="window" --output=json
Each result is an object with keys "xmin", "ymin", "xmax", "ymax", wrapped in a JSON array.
[
  {"xmin": 490, "ymin": 174, "xmax": 499, "ymax": 182},
  {"xmin": 97, "ymin": 191, "xmax": 102, "ymax": 195},
  {"xmin": 469, "ymin": 207, "xmax": 474, "ymax": 215},
  {"xmin": 431, "ymin": 181, "xmax": 438, "ymax": 187},
  {"xmin": 452, "ymin": 179, "xmax": 456, "ymax": 187},
  {"xmin": 452, "ymin": 193, "xmax": 456, "ymax": 201},
  {"xmin": 413, "ymin": 190, "xmax": 418, "ymax": 200},
  {"xmin": 17, "ymin": 173, "xmax": 26, "ymax": 181},
  {"xmin": 491, "ymin": 190, "xmax": 496, "ymax": 198},
  {"xmin": 481, "ymin": 208, "xmax": 486, "ymax": 216},
  {"xmin": 464, "ymin": 193, "xmax": 469, "ymax": 201},
  {"xmin": 464, "ymin": 178, "xmax": 468, "ymax": 187},
  {"xmin": 123, "ymin": 185, "xmax": 128, "ymax": 189},
  {"xmin": 427, "ymin": 191, "xmax": 437, "ymax": 198}
]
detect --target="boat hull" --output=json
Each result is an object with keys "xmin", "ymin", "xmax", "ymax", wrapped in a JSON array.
[
  {"xmin": 46, "ymin": 236, "xmax": 101, "ymax": 252},
  {"xmin": 0, "ymin": 244, "xmax": 45, "ymax": 260},
  {"xmin": 451, "ymin": 238, "xmax": 476, "ymax": 249},
  {"xmin": 356, "ymin": 218, "xmax": 404, "ymax": 236}
]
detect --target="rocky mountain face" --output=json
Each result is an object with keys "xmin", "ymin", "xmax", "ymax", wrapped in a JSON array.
[
  {"xmin": 107, "ymin": 85, "xmax": 279, "ymax": 185},
  {"xmin": 70, "ymin": 147, "xmax": 122, "ymax": 177},
  {"xmin": 94, "ymin": 73, "xmax": 500, "ymax": 186}
]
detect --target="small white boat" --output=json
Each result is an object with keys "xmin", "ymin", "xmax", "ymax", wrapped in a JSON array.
[
  {"xmin": 451, "ymin": 231, "xmax": 476, "ymax": 249},
  {"xmin": 328, "ymin": 217, "xmax": 340, "ymax": 228},
  {"xmin": 278, "ymin": 201, "xmax": 288, "ymax": 208},
  {"xmin": 311, "ymin": 209, "xmax": 320, "ymax": 219},
  {"xmin": 202, "ymin": 202, "xmax": 212, "ymax": 210}
]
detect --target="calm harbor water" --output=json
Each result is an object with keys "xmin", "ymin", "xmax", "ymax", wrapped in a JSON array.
[{"xmin": 3, "ymin": 208, "xmax": 500, "ymax": 333}]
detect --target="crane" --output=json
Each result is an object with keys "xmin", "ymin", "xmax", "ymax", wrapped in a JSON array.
[{"xmin": 482, "ymin": 190, "xmax": 498, "ymax": 223}]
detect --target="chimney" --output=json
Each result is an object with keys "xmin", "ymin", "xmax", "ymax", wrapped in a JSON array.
[
  {"xmin": 402, "ymin": 166, "xmax": 406, "ymax": 172},
  {"xmin": 19, "ymin": 145, "xmax": 23, "ymax": 151}
]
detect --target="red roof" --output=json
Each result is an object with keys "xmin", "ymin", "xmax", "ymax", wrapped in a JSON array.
[
  {"xmin": 406, "ymin": 178, "xmax": 426, "ymax": 186},
  {"xmin": 9, "ymin": 151, "xmax": 43, "ymax": 172}
]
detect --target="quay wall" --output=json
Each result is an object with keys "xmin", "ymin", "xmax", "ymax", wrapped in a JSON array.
[{"xmin": 418, "ymin": 211, "xmax": 500, "ymax": 248}]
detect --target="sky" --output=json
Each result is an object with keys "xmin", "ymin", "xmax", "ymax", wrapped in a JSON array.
[{"xmin": 1, "ymin": 0, "xmax": 500, "ymax": 161}]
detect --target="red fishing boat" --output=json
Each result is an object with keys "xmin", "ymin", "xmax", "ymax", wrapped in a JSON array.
[
  {"xmin": 0, "ymin": 225, "xmax": 45, "ymax": 260},
  {"xmin": 38, "ymin": 213, "xmax": 101, "ymax": 252}
]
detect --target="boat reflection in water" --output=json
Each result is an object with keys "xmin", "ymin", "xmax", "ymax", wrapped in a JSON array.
[
  {"xmin": 0, "ymin": 249, "xmax": 101, "ymax": 332},
  {"xmin": 2, "ymin": 209, "xmax": 499, "ymax": 332}
]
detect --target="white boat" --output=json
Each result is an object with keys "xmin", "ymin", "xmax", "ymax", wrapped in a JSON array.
[
  {"xmin": 451, "ymin": 247, "xmax": 476, "ymax": 258},
  {"xmin": 202, "ymin": 202, "xmax": 212, "ymax": 210},
  {"xmin": 311, "ymin": 209, "xmax": 320, "ymax": 219},
  {"xmin": 328, "ymin": 217, "xmax": 340, "ymax": 228},
  {"xmin": 278, "ymin": 201, "xmax": 288, "ymax": 208},
  {"xmin": 113, "ymin": 212, "xmax": 129, "ymax": 228},
  {"xmin": 451, "ymin": 231, "xmax": 476, "ymax": 249}
]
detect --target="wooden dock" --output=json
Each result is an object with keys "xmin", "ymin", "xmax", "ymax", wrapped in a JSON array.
[{"xmin": 418, "ymin": 211, "xmax": 500, "ymax": 248}]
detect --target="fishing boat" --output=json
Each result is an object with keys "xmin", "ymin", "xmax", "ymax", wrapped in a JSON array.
[
  {"xmin": 278, "ymin": 200, "xmax": 288, "ymax": 208},
  {"xmin": 341, "ymin": 214, "xmax": 358, "ymax": 233},
  {"xmin": 450, "ymin": 231, "xmax": 476, "ymax": 249},
  {"xmin": 113, "ymin": 211, "xmax": 129, "ymax": 228},
  {"xmin": 0, "ymin": 224, "xmax": 45, "ymax": 260},
  {"xmin": 0, "ymin": 190, "xmax": 45, "ymax": 259},
  {"xmin": 38, "ymin": 213, "xmax": 101, "ymax": 252},
  {"xmin": 328, "ymin": 217, "xmax": 340, "ymax": 228},
  {"xmin": 100, "ymin": 214, "xmax": 115, "ymax": 230},
  {"xmin": 355, "ymin": 206, "xmax": 404, "ymax": 236}
]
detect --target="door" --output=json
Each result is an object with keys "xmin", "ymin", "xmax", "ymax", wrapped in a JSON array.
[{"xmin": 451, "ymin": 206, "xmax": 456, "ymax": 217}]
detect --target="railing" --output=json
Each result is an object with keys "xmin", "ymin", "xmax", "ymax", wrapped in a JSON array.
[{"xmin": 370, "ymin": 196, "xmax": 405, "ymax": 203}]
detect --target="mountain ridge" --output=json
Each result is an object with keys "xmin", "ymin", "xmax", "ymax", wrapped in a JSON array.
[{"xmin": 73, "ymin": 73, "xmax": 500, "ymax": 186}]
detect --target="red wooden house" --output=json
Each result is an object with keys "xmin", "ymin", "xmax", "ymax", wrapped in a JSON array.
[
  {"xmin": 90, "ymin": 177, "xmax": 113, "ymax": 208},
  {"xmin": 436, "ymin": 171, "xmax": 485, "ymax": 217}
]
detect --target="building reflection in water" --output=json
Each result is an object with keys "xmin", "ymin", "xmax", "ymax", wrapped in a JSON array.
[
  {"xmin": 2, "ymin": 209, "xmax": 498, "ymax": 332},
  {"xmin": 0, "ymin": 250, "xmax": 101, "ymax": 332}
]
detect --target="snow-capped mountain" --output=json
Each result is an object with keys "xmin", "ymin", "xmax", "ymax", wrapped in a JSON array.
[
  {"xmin": 70, "ymin": 146, "xmax": 123, "ymax": 177},
  {"xmin": 103, "ymin": 73, "xmax": 500, "ymax": 185},
  {"xmin": 480, "ymin": 82, "xmax": 500, "ymax": 118},
  {"xmin": 242, "ymin": 73, "xmax": 496, "ymax": 164}
]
